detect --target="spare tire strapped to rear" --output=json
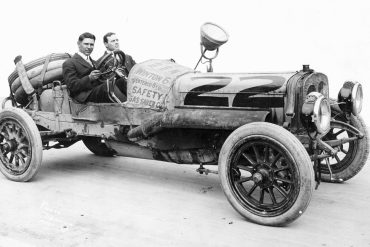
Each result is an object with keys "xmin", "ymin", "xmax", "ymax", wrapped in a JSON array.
[
  {"xmin": 8, "ymin": 53, "xmax": 71, "ymax": 106},
  {"xmin": 11, "ymin": 60, "xmax": 65, "ymax": 92},
  {"xmin": 8, "ymin": 53, "xmax": 71, "ymax": 84},
  {"xmin": 14, "ymin": 68, "xmax": 64, "ymax": 105},
  {"xmin": 12, "ymin": 67, "xmax": 63, "ymax": 93}
]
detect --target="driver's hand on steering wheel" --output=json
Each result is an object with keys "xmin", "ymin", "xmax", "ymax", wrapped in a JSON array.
[
  {"xmin": 89, "ymin": 70, "xmax": 101, "ymax": 81},
  {"xmin": 115, "ymin": 67, "xmax": 126, "ymax": 78}
]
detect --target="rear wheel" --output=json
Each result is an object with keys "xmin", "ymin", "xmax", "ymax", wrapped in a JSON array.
[
  {"xmin": 82, "ymin": 137, "xmax": 116, "ymax": 157},
  {"xmin": 0, "ymin": 108, "xmax": 43, "ymax": 181},
  {"xmin": 219, "ymin": 122, "xmax": 314, "ymax": 226}
]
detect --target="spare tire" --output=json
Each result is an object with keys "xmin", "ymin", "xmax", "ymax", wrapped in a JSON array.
[
  {"xmin": 8, "ymin": 53, "xmax": 71, "ymax": 105},
  {"xmin": 13, "ymin": 68, "xmax": 64, "ymax": 105},
  {"xmin": 11, "ymin": 60, "xmax": 65, "ymax": 92}
]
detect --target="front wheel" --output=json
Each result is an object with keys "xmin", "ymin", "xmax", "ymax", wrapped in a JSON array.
[
  {"xmin": 0, "ymin": 108, "xmax": 43, "ymax": 181},
  {"xmin": 219, "ymin": 122, "xmax": 314, "ymax": 226},
  {"xmin": 321, "ymin": 111, "xmax": 369, "ymax": 182}
]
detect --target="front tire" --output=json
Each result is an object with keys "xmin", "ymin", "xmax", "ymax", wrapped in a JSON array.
[
  {"xmin": 0, "ymin": 108, "xmax": 43, "ymax": 182},
  {"xmin": 219, "ymin": 122, "xmax": 314, "ymax": 226},
  {"xmin": 321, "ymin": 110, "xmax": 369, "ymax": 182}
]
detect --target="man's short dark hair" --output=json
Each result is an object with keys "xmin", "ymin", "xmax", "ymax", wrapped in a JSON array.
[
  {"xmin": 78, "ymin": 32, "xmax": 96, "ymax": 42},
  {"xmin": 103, "ymin": 32, "xmax": 116, "ymax": 43}
]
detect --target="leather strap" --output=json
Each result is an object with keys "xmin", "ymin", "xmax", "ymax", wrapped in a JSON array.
[{"xmin": 40, "ymin": 54, "xmax": 52, "ymax": 85}]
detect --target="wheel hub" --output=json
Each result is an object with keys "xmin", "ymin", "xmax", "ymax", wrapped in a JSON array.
[
  {"xmin": 252, "ymin": 172, "xmax": 263, "ymax": 183},
  {"xmin": 253, "ymin": 165, "xmax": 273, "ymax": 188},
  {"xmin": 2, "ymin": 139, "xmax": 17, "ymax": 153}
]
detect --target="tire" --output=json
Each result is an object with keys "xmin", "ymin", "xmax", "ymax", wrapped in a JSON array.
[
  {"xmin": 219, "ymin": 122, "xmax": 314, "ymax": 226},
  {"xmin": 8, "ymin": 53, "xmax": 70, "ymax": 106},
  {"xmin": 8, "ymin": 53, "xmax": 70, "ymax": 85},
  {"xmin": 321, "ymin": 110, "xmax": 369, "ymax": 182},
  {"xmin": 82, "ymin": 137, "xmax": 116, "ymax": 157},
  {"xmin": 0, "ymin": 108, "xmax": 43, "ymax": 182},
  {"xmin": 11, "ymin": 67, "xmax": 63, "ymax": 93},
  {"xmin": 13, "ymin": 68, "xmax": 64, "ymax": 106}
]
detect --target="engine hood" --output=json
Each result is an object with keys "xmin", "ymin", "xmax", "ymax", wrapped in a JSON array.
[
  {"xmin": 172, "ymin": 72, "xmax": 296, "ymax": 108},
  {"xmin": 126, "ymin": 59, "xmax": 296, "ymax": 110}
]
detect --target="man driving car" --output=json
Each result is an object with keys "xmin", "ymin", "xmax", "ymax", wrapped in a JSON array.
[{"xmin": 96, "ymin": 32, "xmax": 136, "ymax": 98}]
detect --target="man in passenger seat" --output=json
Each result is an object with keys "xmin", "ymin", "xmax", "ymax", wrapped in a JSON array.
[{"xmin": 63, "ymin": 32, "xmax": 116, "ymax": 103}]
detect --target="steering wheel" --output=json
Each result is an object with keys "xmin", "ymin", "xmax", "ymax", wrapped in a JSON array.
[{"xmin": 96, "ymin": 50, "xmax": 126, "ymax": 82}]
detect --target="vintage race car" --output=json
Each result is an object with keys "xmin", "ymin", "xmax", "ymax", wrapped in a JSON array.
[{"xmin": 0, "ymin": 23, "xmax": 368, "ymax": 226}]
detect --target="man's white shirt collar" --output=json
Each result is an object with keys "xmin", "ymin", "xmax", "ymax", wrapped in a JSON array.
[
  {"xmin": 77, "ymin": 52, "xmax": 93, "ymax": 66},
  {"xmin": 77, "ymin": 51, "xmax": 90, "ymax": 60}
]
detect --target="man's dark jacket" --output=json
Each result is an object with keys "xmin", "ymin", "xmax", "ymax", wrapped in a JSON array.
[{"xmin": 62, "ymin": 53, "xmax": 100, "ymax": 103}]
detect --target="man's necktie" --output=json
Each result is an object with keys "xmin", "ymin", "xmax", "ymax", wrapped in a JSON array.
[{"xmin": 86, "ymin": 56, "xmax": 93, "ymax": 66}]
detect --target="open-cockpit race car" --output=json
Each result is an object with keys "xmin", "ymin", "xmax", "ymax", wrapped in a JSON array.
[{"xmin": 0, "ymin": 23, "xmax": 368, "ymax": 226}]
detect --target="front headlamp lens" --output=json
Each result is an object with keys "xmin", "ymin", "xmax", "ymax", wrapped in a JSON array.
[
  {"xmin": 352, "ymin": 83, "xmax": 363, "ymax": 115},
  {"xmin": 318, "ymin": 98, "xmax": 331, "ymax": 134},
  {"xmin": 338, "ymin": 81, "xmax": 363, "ymax": 116},
  {"xmin": 302, "ymin": 92, "xmax": 331, "ymax": 135}
]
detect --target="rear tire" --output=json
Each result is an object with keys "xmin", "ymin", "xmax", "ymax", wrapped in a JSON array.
[
  {"xmin": 0, "ymin": 108, "xmax": 43, "ymax": 182},
  {"xmin": 219, "ymin": 122, "xmax": 314, "ymax": 226}
]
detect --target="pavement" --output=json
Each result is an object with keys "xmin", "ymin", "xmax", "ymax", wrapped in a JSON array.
[{"xmin": 0, "ymin": 139, "xmax": 369, "ymax": 247}]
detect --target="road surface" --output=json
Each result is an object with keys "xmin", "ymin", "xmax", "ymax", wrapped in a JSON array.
[{"xmin": 0, "ymin": 140, "xmax": 369, "ymax": 247}]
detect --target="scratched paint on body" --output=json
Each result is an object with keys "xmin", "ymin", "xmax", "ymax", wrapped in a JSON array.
[{"xmin": 126, "ymin": 59, "xmax": 193, "ymax": 109}]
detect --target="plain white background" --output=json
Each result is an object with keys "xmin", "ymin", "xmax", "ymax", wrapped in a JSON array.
[{"xmin": 0, "ymin": 0, "xmax": 369, "ymax": 106}]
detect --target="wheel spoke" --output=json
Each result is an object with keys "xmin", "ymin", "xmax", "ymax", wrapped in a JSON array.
[
  {"xmin": 18, "ymin": 143, "xmax": 28, "ymax": 150},
  {"xmin": 15, "ymin": 155, "xmax": 19, "ymax": 167},
  {"xmin": 259, "ymin": 188, "xmax": 265, "ymax": 203},
  {"xmin": 236, "ymin": 164, "xmax": 254, "ymax": 173},
  {"xmin": 268, "ymin": 187, "xmax": 277, "ymax": 205},
  {"xmin": 334, "ymin": 129, "xmax": 345, "ymax": 137},
  {"xmin": 340, "ymin": 147, "xmax": 348, "ymax": 154},
  {"xmin": 20, "ymin": 136, "xmax": 27, "ymax": 143},
  {"xmin": 242, "ymin": 153, "xmax": 257, "ymax": 166},
  {"xmin": 247, "ymin": 183, "xmax": 258, "ymax": 196},
  {"xmin": 263, "ymin": 147, "xmax": 269, "ymax": 162},
  {"xmin": 5, "ymin": 125, "xmax": 12, "ymax": 135},
  {"xmin": 236, "ymin": 176, "xmax": 252, "ymax": 184},
  {"xmin": 273, "ymin": 166, "xmax": 288, "ymax": 173},
  {"xmin": 17, "ymin": 154, "xmax": 25, "ymax": 167},
  {"xmin": 273, "ymin": 183, "xmax": 288, "ymax": 198},
  {"xmin": 19, "ymin": 148, "xmax": 28, "ymax": 156},
  {"xmin": 275, "ymin": 176, "xmax": 293, "ymax": 184},
  {"xmin": 15, "ymin": 126, "xmax": 20, "ymax": 137},
  {"xmin": 9, "ymin": 152, "xmax": 14, "ymax": 163},
  {"xmin": 1, "ymin": 131, "xmax": 9, "ymax": 140},
  {"xmin": 252, "ymin": 145, "xmax": 261, "ymax": 163},
  {"xmin": 270, "ymin": 153, "xmax": 282, "ymax": 168},
  {"xmin": 334, "ymin": 154, "xmax": 341, "ymax": 163},
  {"xmin": 18, "ymin": 151, "xmax": 27, "ymax": 158}
]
